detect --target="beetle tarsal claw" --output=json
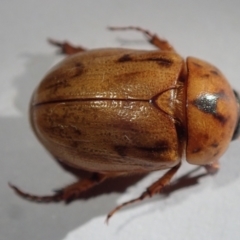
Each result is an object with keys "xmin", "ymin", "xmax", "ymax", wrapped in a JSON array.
[
  {"xmin": 105, "ymin": 191, "xmax": 150, "ymax": 224},
  {"xmin": 9, "ymin": 174, "xmax": 107, "ymax": 204},
  {"xmin": 48, "ymin": 38, "xmax": 86, "ymax": 55},
  {"xmin": 8, "ymin": 182, "xmax": 63, "ymax": 202}
]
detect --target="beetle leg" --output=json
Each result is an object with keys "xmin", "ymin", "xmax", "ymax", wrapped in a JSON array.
[
  {"xmin": 9, "ymin": 173, "xmax": 106, "ymax": 203},
  {"xmin": 204, "ymin": 160, "xmax": 220, "ymax": 175},
  {"xmin": 108, "ymin": 26, "xmax": 176, "ymax": 52},
  {"xmin": 106, "ymin": 163, "xmax": 181, "ymax": 223},
  {"xmin": 48, "ymin": 39, "xmax": 87, "ymax": 55}
]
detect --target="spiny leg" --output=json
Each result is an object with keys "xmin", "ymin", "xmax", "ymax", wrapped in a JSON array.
[
  {"xmin": 48, "ymin": 39, "xmax": 87, "ymax": 55},
  {"xmin": 108, "ymin": 26, "xmax": 176, "ymax": 53},
  {"xmin": 106, "ymin": 163, "xmax": 181, "ymax": 223},
  {"xmin": 9, "ymin": 173, "xmax": 107, "ymax": 203}
]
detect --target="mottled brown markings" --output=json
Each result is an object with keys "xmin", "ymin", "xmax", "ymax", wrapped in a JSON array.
[
  {"xmin": 71, "ymin": 62, "xmax": 85, "ymax": 78},
  {"xmin": 192, "ymin": 148, "xmax": 202, "ymax": 154},
  {"xmin": 45, "ymin": 78, "xmax": 71, "ymax": 92},
  {"xmin": 114, "ymin": 146, "xmax": 127, "ymax": 157},
  {"xmin": 211, "ymin": 142, "xmax": 219, "ymax": 148},
  {"xmin": 44, "ymin": 62, "xmax": 85, "ymax": 92},
  {"xmin": 117, "ymin": 54, "xmax": 132, "ymax": 62},
  {"xmin": 192, "ymin": 62, "xmax": 202, "ymax": 68},
  {"xmin": 72, "ymin": 127, "xmax": 82, "ymax": 136},
  {"xmin": 112, "ymin": 120, "xmax": 140, "ymax": 133},
  {"xmin": 214, "ymin": 113, "xmax": 228, "ymax": 125},
  {"xmin": 114, "ymin": 141, "xmax": 169, "ymax": 158},
  {"xmin": 210, "ymin": 70, "xmax": 219, "ymax": 76},
  {"xmin": 216, "ymin": 90, "xmax": 227, "ymax": 99},
  {"xmin": 202, "ymin": 69, "xmax": 221, "ymax": 78},
  {"xmin": 117, "ymin": 54, "xmax": 173, "ymax": 67},
  {"xmin": 201, "ymin": 73, "xmax": 210, "ymax": 78},
  {"xmin": 136, "ymin": 141, "xmax": 169, "ymax": 153},
  {"xmin": 144, "ymin": 57, "xmax": 173, "ymax": 67}
]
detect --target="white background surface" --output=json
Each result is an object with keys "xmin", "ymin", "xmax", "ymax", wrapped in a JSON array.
[{"xmin": 1, "ymin": 1, "xmax": 240, "ymax": 240}]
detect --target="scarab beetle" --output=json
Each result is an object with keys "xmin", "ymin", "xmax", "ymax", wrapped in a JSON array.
[{"xmin": 9, "ymin": 26, "xmax": 240, "ymax": 222}]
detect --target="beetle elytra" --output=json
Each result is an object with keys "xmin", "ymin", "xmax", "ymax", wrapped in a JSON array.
[{"xmin": 9, "ymin": 26, "xmax": 240, "ymax": 222}]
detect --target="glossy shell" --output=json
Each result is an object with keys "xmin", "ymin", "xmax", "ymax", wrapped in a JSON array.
[{"xmin": 31, "ymin": 48, "xmax": 239, "ymax": 174}]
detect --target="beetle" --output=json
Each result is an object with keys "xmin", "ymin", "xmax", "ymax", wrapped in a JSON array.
[{"xmin": 9, "ymin": 26, "xmax": 240, "ymax": 222}]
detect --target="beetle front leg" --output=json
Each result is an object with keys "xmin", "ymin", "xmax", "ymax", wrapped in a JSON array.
[
  {"xmin": 204, "ymin": 160, "xmax": 220, "ymax": 175},
  {"xmin": 9, "ymin": 173, "xmax": 107, "ymax": 203},
  {"xmin": 106, "ymin": 162, "xmax": 181, "ymax": 223},
  {"xmin": 108, "ymin": 26, "xmax": 176, "ymax": 53},
  {"xmin": 48, "ymin": 39, "xmax": 87, "ymax": 55}
]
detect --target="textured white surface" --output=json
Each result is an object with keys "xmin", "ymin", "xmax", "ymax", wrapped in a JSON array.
[{"xmin": 2, "ymin": 1, "xmax": 240, "ymax": 240}]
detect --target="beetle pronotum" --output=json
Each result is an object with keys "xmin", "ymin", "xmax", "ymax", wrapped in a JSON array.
[{"xmin": 9, "ymin": 26, "xmax": 240, "ymax": 222}]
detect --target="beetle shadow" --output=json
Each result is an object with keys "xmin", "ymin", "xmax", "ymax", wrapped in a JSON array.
[
  {"xmin": 59, "ymin": 162, "xmax": 208, "ymax": 201},
  {"xmin": 113, "ymin": 37, "xmax": 156, "ymax": 50},
  {"xmin": 57, "ymin": 160, "xmax": 149, "ymax": 198},
  {"xmin": 114, "ymin": 37, "xmax": 148, "ymax": 46}
]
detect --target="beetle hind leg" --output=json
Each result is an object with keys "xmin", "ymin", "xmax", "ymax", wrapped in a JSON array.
[
  {"xmin": 106, "ymin": 163, "xmax": 181, "ymax": 223},
  {"xmin": 9, "ymin": 173, "xmax": 106, "ymax": 203},
  {"xmin": 108, "ymin": 26, "xmax": 176, "ymax": 53},
  {"xmin": 48, "ymin": 39, "xmax": 87, "ymax": 55}
]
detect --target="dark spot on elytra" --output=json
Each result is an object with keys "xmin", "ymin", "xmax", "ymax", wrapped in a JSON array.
[
  {"xmin": 117, "ymin": 54, "xmax": 132, "ymax": 62},
  {"xmin": 136, "ymin": 141, "xmax": 169, "ymax": 153},
  {"xmin": 114, "ymin": 146, "xmax": 128, "ymax": 157},
  {"xmin": 145, "ymin": 57, "xmax": 173, "ymax": 67},
  {"xmin": 45, "ymin": 78, "xmax": 71, "ymax": 92},
  {"xmin": 210, "ymin": 70, "xmax": 220, "ymax": 76},
  {"xmin": 117, "ymin": 54, "xmax": 172, "ymax": 67},
  {"xmin": 70, "ymin": 62, "xmax": 85, "ymax": 78},
  {"xmin": 44, "ymin": 62, "xmax": 85, "ymax": 92},
  {"xmin": 192, "ymin": 147, "xmax": 202, "ymax": 154},
  {"xmin": 201, "ymin": 73, "xmax": 210, "ymax": 78}
]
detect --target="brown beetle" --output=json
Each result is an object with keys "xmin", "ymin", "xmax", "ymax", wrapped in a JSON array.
[{"xmin": 10, "ymin": 26, "xmax": 240, "ymax": 222}]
